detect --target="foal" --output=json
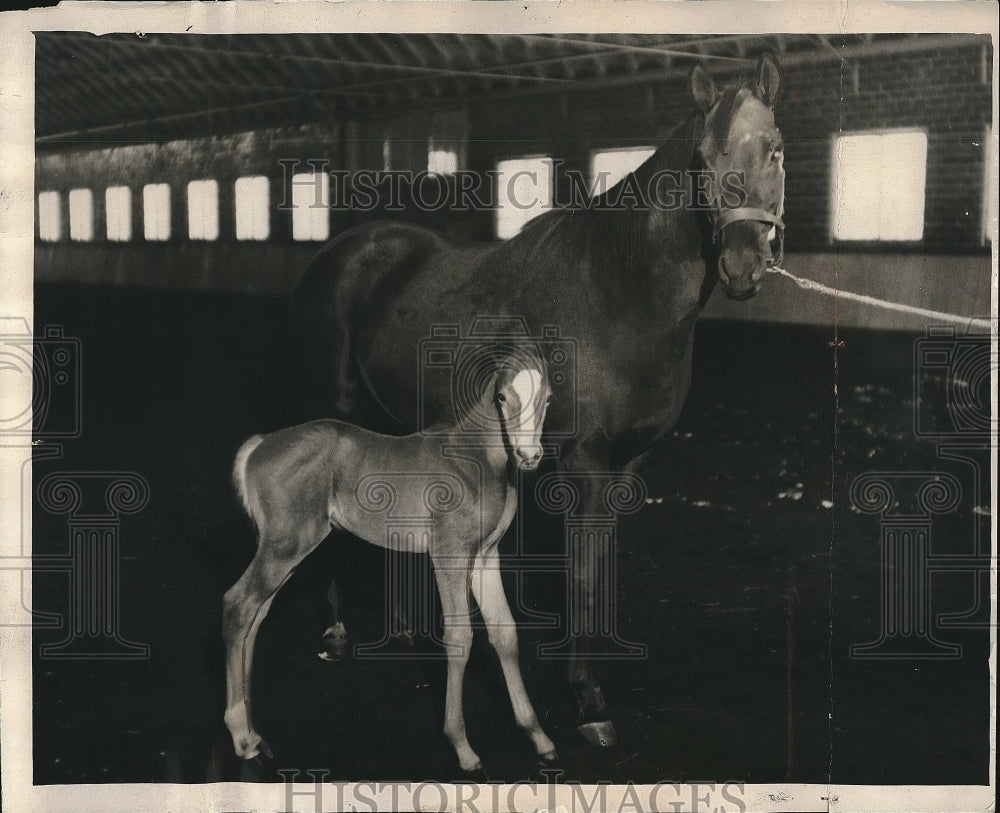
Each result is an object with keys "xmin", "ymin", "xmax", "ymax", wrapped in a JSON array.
[{"xmin": 222, "ymin": 350, "xmax": 557, "ymax": 772}]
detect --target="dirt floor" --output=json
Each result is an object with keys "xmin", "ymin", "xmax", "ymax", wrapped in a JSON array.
[{"xmin": 30, "ymin": 282, "xmax": 991, "ymax": 785}]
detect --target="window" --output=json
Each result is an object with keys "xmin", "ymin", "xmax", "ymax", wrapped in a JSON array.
[
  {"xmin": 589, "ymin": 147, "xmax": 656, "ymax": 196},
  {"xmin": 235, "ymin": 176, "xmax": 270, "ymax": 241},
  {"xmin": 495, "ymin": 156, "xmax": 554, "ymax": 240},
  {"xmin": 291, "ymin": 171, "xmax": 330, "ymax": 241},
  {"xmin": 68, "ymin": 188, "xmax": 93, "ymax": 242},
  {"xmin": 105, "ymin": 186, "xmax": 132, "ymax": 242},
  {"xmin": 37, "ymin": 191, "xmax": 61, "ymax": 242},
  {"xmin": 143, "ymin": 183, "xmax": 171, "ymax": 241},
  {"xmin": 831, "ymin": 130, "xmax": 927, "ymax": 241},
  {"xmin": 187, "ymin": 179, "xmax": 219, "ymax": 241},
  {"xmin": 428, "ymin": 138, "xmax": 459, "ymax": 176}
]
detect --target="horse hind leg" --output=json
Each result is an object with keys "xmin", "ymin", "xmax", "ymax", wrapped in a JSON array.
[{"xmin": 222, "ymin": 529, "xmax": 324, "ymax": 759}]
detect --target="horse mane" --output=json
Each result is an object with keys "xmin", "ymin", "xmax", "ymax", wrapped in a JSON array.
[{"xmin": 500, "ymin": 112, "xmax": 704, "ymax": 291}]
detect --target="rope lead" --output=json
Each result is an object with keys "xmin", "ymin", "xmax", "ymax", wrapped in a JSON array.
[{"xmin": 765, "ymin": 266, "xmax": 995, "ymax": 332}]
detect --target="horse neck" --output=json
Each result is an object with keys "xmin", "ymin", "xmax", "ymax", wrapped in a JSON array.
[
  {"xmin": 632, "ymin": 114, "xmax": 715, "ymax": 321},
  {"xmin": 441, "ymin": 399, "xmax": 514, "ymax": 475}
]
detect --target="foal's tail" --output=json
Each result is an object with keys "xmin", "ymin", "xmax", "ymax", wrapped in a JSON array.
[{"xmin": 232, "ymin": 435, "xmax": 265, "ymax": 527}]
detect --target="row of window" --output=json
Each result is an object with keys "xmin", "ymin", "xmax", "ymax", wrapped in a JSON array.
[
  {"xmin": 504, "ymin": 129, "xmax": 993, "ymax": 244},
  {"xmin": 35, "ymin": 129, "xmax": 995, "ymax": 244},
  {"xmin": 38, "ymin": 176, "xmax": 272, "ymax": 244},
  {"xmin": 36, "ymin": 148, "xmax": 640, "ymax": 246}
]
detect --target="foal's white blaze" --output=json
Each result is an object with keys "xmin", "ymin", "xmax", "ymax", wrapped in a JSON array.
[{"xmin": 510, "ymin": 368, "xmax": 544, "ymax": 459}]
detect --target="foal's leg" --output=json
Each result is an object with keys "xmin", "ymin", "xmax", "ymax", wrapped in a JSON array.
[
  {"xmin": 432, "ymin": 556, "xmax": 480, "ymax": 771},
  {"xmin": 472, "ymin": 552, "xmax": 557, "ymax": 761},
  {"xmin": 223, "ymin": 530, "xmax": 323, "ymax": 758}
]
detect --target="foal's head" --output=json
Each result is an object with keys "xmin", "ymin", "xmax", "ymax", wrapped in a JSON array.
[{"xmin": 492, "ymin": 352, "xmax": 552, "ymax": 471}]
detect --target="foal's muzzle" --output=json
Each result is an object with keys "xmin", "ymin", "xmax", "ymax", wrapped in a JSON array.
[{"xmin": 515, "ymin": 447, "xmax": 543, "ymax": 470}]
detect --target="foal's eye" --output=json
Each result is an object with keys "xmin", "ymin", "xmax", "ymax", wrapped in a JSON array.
[{"xmin": 496, "ymin": 393, "xmax": 506, "ymax": 404}]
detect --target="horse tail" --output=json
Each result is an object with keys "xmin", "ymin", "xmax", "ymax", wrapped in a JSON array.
[{"xmin": 232, "ymin": 435, "xmax": 265, "ymax": 528}]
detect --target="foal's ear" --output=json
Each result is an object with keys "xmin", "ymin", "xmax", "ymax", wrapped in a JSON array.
[
  {"xmin": 483, "ymin": 368, "xmax": 501, "ymax": 402},
  {"xmin": 688, "ymin": 63, "xmax": 718, "ymax": 113},
  {"xmin": 753, "ymin": 51, "xmax": 783, "ymax": 108}
]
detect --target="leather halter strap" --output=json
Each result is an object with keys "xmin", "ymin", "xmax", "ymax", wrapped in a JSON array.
[
  {"xmin": 712, "ymin": 206, "xmax": 785, "ymax": 241},
  {"xmin": 712, "ymin": 206, "xmax": 786, "ymax": 267}
]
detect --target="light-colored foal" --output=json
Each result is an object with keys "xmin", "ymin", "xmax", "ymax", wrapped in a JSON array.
[{"xmin": 222, "ymin": 352, "xmax": 557, "ymax": 772}]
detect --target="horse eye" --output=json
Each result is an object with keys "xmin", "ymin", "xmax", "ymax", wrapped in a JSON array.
[{"xmin": 496, "ymin": 393, "xmax": 506, "ymax": 403}]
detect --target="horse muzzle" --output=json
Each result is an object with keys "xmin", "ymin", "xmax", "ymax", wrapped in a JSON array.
[
  {"xmin": 717, "ymin": 254, "xmax": 763, "ymax": 300},
  {"xmin": 713, "ymin": 206, "xmax": 784, "ymax": 300},
  {"xmin": 514, "ymin": 446, "xmax": 543, "ymax": 470}
]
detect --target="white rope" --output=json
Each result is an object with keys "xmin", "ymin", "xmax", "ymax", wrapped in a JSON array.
[{"xmin": 766, "ymin": 266, "xmax": 996, "ymax": 332}]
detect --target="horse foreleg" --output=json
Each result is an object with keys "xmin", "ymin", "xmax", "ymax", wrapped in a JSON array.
[
  {"xmin": 472, "ymin": 553, "xmax": 557, "ymax": 761},
  {"xmin": 319, "ymin": 576, "xmax": 349, "ymax": 661},
  {"xmin": 432, "ymin": 557, "xmax": 480, "ymax": 772},
  {"xmin": 222, "ymin": 544, "xmax": 306, "ymax": 759},
  {"xmin": 568, "ymin": 530, "xmax": 610, "ymax": 721}
]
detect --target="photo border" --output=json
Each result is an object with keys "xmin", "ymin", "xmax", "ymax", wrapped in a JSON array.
[{"xmin": 1, "ymin": 2, "xmax": 996, "ymax": 811}]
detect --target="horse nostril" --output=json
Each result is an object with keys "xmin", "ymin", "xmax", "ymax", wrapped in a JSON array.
[{"xmin": 717, "ymin": 256, "xmax": 733, "ymax": 283}]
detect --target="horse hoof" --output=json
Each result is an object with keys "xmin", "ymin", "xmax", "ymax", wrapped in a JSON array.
[
  {"xmin": 538, "ymin": 749, "xmax": 560, "ymax": 763},
  {"xmin": 576, "ymin": 720, "xmax": 617, "ymax": 748},
  {"xmin": 574, "ymin": 682, "xmax": 607, "ymax": 718},
  {"xmin": 460, "ymin": 763, "xmax": 488, "ymax": 782},
  {"xmin": 258, "ymin": 738, "xmax": 274, "ymax": 760}
]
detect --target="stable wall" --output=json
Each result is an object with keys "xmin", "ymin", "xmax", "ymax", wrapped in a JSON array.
[{"xmin": 35, "ymin": 245, "xmax": 992, "ymax": 332}]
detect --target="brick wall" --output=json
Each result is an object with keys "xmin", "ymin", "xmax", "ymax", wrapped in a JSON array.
[{"xmin": 461, "ymin": 41, "xmax": 994, "ymax": 251}]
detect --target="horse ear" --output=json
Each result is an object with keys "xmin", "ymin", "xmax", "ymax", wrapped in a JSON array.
[
  {"xmin": 754, "ymin": 51, "xmax": 783, "ymax": 107},
  {"xmin": 688, "ymin": 63, "xmax": 718, "ymax": 113}
]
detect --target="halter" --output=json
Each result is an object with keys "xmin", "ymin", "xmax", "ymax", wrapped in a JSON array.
[
  {"xmin": 702, "ymin": 87, "xmax": 786, "ymax": 268},
  {"xmin": 712, "ymin": 205, "xmax": 785, "ymax": 267}
]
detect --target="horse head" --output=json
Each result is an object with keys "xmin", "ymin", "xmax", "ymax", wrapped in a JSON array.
[
  {"xmin": 690, "ymin": 53, "xmax": 785, "ymax": 301},
  {"xmin": 490, "ymin": 348, "xmax": 552, "ymax": 471}
]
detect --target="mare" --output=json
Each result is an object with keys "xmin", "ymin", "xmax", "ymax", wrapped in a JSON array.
[
  {"xmin": 223, "ymin": 348, "xmax": 556, "ymax": 771},
  {"xmin": 290, "ymin": 54, "xmax": 786, "ymax": 745}
]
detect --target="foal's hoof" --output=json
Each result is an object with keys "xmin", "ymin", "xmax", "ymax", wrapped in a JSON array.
[
  {"xmin": 576, "ymin": 720, "xmax": 617, "ymax": 748},
  {"xmin": 538, "ymin": 749, "xmax": 560, "ymax": 763},
  {"xmin": 235, "ymin": 732, "xmax": 274, "ymax": 761},
  {"xmin": 459, "ymin": 763, "xmax": 489, "ymax": 783}
]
